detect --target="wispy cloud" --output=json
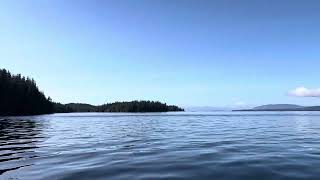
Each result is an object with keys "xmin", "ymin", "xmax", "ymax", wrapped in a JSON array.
[
  {"xmin": 234, "ymin": 101, "xmax": 246, "ymax": 106},
  {"xmin": 289, "ymin": 87, "xmax": 320, "ymax": 97}
]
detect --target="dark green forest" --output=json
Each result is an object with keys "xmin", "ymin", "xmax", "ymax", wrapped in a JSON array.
[
  {"xmin": 0, "ymin": 69, "xmax": 53, "ymax": 115},
  {"xmin": 60, "ymin": 101, "xmax": 184, "ymax": 113},
  {"xmin": 97, "ymin": 101, "xmax": 183, "ymax": 112},
  {"xmin": 0, "ymin": 69, "xmax": 184, "ymax": 116},
  {"xmin": 55, "ymin": 101, "xmax": 183, "ymax": 113}
]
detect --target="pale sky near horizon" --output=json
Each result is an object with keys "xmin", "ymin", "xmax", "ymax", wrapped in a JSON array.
[{"xmin": 1, "ymin": 0, "xmax": 320, "ymax": 107}]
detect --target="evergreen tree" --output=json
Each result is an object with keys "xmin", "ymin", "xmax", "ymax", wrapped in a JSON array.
[{"xmin": 0, "ymin": 69, "xmax": 54, "ymax": 116}]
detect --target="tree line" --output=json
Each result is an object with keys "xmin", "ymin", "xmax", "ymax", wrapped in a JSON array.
[
  {"xmin": 0, "ymin": 69, "xmax": 184, "ymax": 116},
  {"xmin": 59, "ymin": 101, "xmax": 184, "ymax": 113},
  {"xmin": 97, "ymin": 101, "xmax": 183, "ymax": 112},
  {"xmin": 55, "ymin": 101, "xmax": 184, "ymax": 113}
]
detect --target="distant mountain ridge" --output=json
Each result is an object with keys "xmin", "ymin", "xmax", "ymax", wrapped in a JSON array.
[
  {"xmin": 235, "ymin": 104, "xmax": 320, "ymax": 111},
  {"xmin": 253, "ymin": 104, "xmax": 304, "ymax": 110}
]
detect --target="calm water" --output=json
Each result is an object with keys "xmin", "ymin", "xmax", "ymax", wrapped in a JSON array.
[{"xmin": 1, "ymin": 112, "xmax": 320, "ymax": 180}]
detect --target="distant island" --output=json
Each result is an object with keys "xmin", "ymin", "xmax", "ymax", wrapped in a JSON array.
[
  {"xmin": 234, "ymin": 104, "xmax": 320, "ymax": 111},
  {"xmin": 54, "ymin": 101, "xmax": 184, "ymax": 113},
  {"xmin": 0, "ymin": 69, "xmax": 184, "ymax": 116}
]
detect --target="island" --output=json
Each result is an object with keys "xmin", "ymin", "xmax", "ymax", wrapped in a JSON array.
[
  {"xmin": 0, "ymin": 69, "xmax": 184, "ymax": 116},
  {"xmin": 234, "ymin": 104, "xmax": 320, "ymax": 111},
  {"xmin": 54, "ymin": 101, "xmax": 184, "ymax": 113}
]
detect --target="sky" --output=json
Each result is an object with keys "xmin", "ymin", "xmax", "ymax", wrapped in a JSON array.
[{"xmin": 1, "ymin": 0, "xmax": 320, "ymax": 107}]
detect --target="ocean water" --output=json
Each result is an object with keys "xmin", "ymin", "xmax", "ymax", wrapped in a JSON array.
[{"xmin": 1, "ymin": 112, "xmax": 320, "ymax": 180}]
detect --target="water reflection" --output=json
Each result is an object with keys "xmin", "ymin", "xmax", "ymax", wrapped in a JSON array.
[{"xmin": 0, "ymin": 118, "xmax": 45, "ymax": 175}]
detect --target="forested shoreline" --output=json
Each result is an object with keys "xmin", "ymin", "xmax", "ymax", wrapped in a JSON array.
[
  {"xmin": 0, "ymin": 69, "xmax": 54, "ymax": 115},
  {"xmin": 55, "ymin": 101, "xmax": 184, "ymax": 113},
  {"xmin": 0, "ymin": 69, "xmax": 184, "ymax": 116}
]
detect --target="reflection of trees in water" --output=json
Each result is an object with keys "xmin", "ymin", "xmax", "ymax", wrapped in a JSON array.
[{"xmin": 0, "ymin": 118, "xmax": 45, "ymax": 175}]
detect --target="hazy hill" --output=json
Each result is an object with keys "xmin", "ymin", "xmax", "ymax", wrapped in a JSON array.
[
  {"xmin": 301, "ymin": 106, "xmax": 320, "ymax": 111},
  {"xmin": 253, "ymin": 104, "xmax": 304, "ymax": 110},
  {"xmin": 235, "ymin": 104, "xmax": 320, "ymax": 111},
  {"xmin": 65, "ymin": 103, "xmax": 97, "ymax": 112}
]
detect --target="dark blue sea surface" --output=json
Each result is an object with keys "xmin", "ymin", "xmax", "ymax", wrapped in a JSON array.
[{"xmin": 1, "ymin": 112, "xmax": 320, "ymax": 180}]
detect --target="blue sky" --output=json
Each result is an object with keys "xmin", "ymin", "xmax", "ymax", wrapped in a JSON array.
[{"xmin": 1, "ymin": 0, "xmax": 320, "ymax": 107}]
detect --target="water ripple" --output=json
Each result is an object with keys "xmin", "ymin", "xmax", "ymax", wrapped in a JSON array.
[{"xmin": 1, "ymin": 112, "xmax": 320, "ymax": 179}]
